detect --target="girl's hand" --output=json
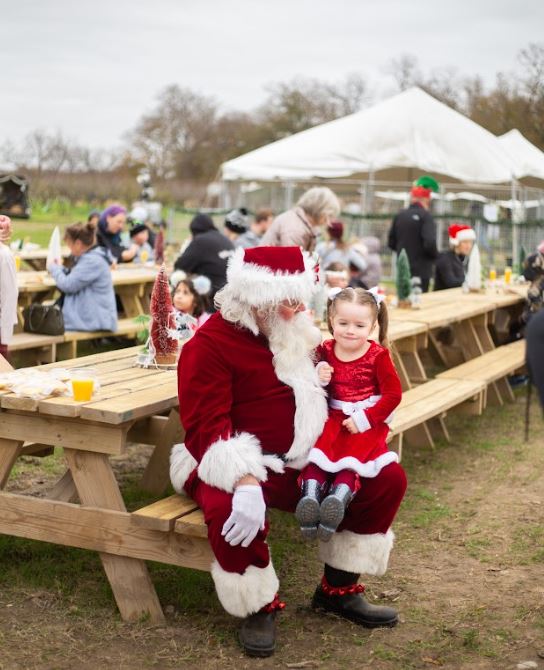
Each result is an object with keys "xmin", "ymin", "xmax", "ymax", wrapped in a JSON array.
[
  {"xmin": 317, "ymin": 362, "xmax": 334, "ymax": 384},
  {"xmin": 342, "ymin": 417, "xmax": 358, "ymax": 434}
]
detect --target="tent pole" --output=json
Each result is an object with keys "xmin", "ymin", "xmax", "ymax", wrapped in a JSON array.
[
  {"xmin": 511, "ymin": 178, "xmax": 518, "ymax": 271},
  {"xmin": 367, "ymin": 168, "xmax": 375, "ymax": 215},
  {"xmin": 284, "ymin": 181, "xmax": 294, "ymax": 209}
]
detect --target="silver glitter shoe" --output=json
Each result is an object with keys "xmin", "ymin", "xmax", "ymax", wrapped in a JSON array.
[
  {"xmin": 318, "ymin": 484, "xmax": 353, "ymax": 542},
  {"xmin": 295, "ymin": 479, "xmax": 326, "ymax": 540}
]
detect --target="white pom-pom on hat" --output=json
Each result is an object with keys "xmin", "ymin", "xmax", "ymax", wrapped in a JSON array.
[
  {"xmin": 192, "ymin": 275, "xmax": 212, "ymax": 296},
  {"xmin": 169, "ymin": 270, "xmax": 187, "ymax": 289}
]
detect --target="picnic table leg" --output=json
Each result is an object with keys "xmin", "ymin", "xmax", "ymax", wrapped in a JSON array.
[
  {"xmin": 391, "ymin": 345, "xmax": 412, "ymax": 391},
  {"xmin": 452, "ymin": 320, "xmax": 485, "ymax": 362},
  {"xmin": 395, "ymin": 337, "xmax": 428, "ymax": 384},
  {"xmin": 115, "ymin": 287, "xmax": 145, "ymax": 318},
  {"xmin": 0, "ymin": 439, "xmax": 24, "ymax": 489},
  {"xmin": 49, "ymin": 469, "xmax": 79, "ymax": 503},
  {"xmin": 140, "ymin": 409, "xmax": 185, "ymax": 495},
  {"xmin": 64, "ymin": 448, "xmax": 165, "ymax": 623},
  {"xmin": 471, "ymin": 313, "xmax": 495, "ymax": 353}
]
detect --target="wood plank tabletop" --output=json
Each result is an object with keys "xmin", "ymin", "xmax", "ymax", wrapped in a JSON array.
[
  {"xmin": 17, "ymin": 268, "xmax": 158, "ymax": 293},
  {"xmin": 0, "ymin": 347, "xmax": 178, "ymax": 423}
]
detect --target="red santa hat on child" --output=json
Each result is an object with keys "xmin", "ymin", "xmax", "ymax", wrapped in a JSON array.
[
  {"xmin": 225, "ymin": 246, "xmax": 318, "ymax": 307},
  {"xmin": 448, "ymin": 223, "xmax": 476, "ymax": 246}
]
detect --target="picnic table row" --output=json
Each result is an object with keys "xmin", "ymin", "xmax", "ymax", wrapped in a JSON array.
[{"xmin": 0, "ymin": 286, "xmax": 528, "ymax": 623}]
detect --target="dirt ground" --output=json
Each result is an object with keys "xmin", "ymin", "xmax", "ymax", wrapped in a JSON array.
[{"xmin": 0, "ymin": 392, "xmax": 543, "ymax": 670}]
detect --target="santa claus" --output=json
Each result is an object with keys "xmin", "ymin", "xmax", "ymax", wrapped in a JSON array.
[{"xmin": 170, "ymin": 246, "xmax": 407, "ymax": 657}]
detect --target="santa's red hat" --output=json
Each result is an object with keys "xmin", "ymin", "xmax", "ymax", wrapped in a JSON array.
[
  {"xmin": 225, "ymin": 246, "xmax": 318, "ymax": 307},
  {"xmin": 449, "ymin": 223, "xmax": 476, "ymax": 246}
]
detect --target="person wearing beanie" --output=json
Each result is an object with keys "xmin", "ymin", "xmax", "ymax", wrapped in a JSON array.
[
  {"xmin": 173, "ymin": 213, "xmax": 234, "ymax": 298},
  {"xmin": 129, "ymin": 222, "xmax": 154, "ymax": 264},
  {"xmin": 96, "ymin": 205, "xmax": 138, "ymax": 263},
  {"xmin": 316, "ymin": 220, "xmax": 350, "ymax": 268},
  {"xmin": 170, "ymin": 246, "xmax": 406, "ymax": 657},
  {"xmin": 388, "ymin": 176, "xmax": 439, "ymax": 292},
  {"xmin": 434, "ymin": 223, "xmax": 476, "ymax": 291},
  {"xmin": 224, "ymin": 208, "xmax": 251, "ymax": 248}
]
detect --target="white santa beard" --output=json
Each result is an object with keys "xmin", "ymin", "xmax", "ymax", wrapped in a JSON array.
[{"xmin": 265, "ymin": 310, "xmax": 328, "ymax": 465}]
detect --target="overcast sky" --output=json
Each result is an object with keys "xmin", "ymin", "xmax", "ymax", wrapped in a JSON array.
[{"xmin": 2, "ymin": 0, "xmax": 544, "ymax": 150}]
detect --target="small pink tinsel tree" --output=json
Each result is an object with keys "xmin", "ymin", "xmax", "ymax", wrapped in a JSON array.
[{"xmin": 150, "ymin": 264, "xmax": 178, "ymax": 363}]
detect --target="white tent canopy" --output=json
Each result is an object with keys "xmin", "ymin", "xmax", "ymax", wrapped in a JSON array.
[
  {"xmin": 222, "ymin": 87, "xmax": 518, "ymax": 184},
  {"xmin": 498, "ymin": 129, "xmax": 544, "ymax": 180}
]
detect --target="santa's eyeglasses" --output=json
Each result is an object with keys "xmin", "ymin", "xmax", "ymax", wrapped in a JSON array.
[{"xmin": 280, "ymin": 300, "xmax": 304, "ymax": 312}]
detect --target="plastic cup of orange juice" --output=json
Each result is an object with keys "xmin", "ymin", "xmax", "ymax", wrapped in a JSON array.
[
  {"xmin": 71, "ymin": 368, "xmax": 97, "ymax": 402},
  {"xmin": 489, "ymin": 268, "xmax": 497, "ymax": 281},
  {"xmin": 504, "ymin": 266, "xmax": 512, "ymax": 284},
  {"xmin": 14, "ymin": 254, "xmax": 21, "ymax": 271}
]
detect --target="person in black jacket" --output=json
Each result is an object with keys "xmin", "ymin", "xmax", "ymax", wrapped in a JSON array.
[
  {"xmin": 434, "ymin": 224, "xmax": 475, "ymax": 291},
  {"xmin": 388, "ymin": 183, "xmax": 439, "ymax": 292},
  {"xmin": 174, "ymin": 214, "xmax": 234, "ymax": 299}
]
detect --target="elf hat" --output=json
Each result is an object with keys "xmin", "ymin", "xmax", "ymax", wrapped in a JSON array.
[
  {"xmin": 225, "ymin": 246, "xmax": 318, "ymax": 307},
  {"xmin": 449, "ymin": 223, "xmax": 476, "ymax": 246},
  {"xmin": 411, "ymin": 175, "xmax": 439, "ymax": 199}
]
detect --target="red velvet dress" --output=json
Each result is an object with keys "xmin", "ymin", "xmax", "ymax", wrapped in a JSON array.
[{"xmin": 308, "ymin": 339, "xmax": 402, "ymax": 478}]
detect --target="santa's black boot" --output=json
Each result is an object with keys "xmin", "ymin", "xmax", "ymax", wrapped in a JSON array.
[
  {"xmin": 312, "ymin": 566, "xmax": 398, "ymax": 628},
  {"xmin": 317, "ymin": 484, "xmax": 353, "ymax": 542},
  {"xmin": 238, "ymin": 595, "xmax": 284, "ymax": 657},
  {"xmin": 295, "ymin": 479, "xmax": 326, "ymax": 540}
]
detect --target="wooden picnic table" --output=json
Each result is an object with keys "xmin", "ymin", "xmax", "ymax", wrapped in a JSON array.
[
  {"xmin": 16, "ymin": 267, "xmax": 158, "ymax": 326},
  {"xmin": 17, "ymin": 247, "xmax": 71, "ymax": 271},
  {"xmin": 389, "ymin": 286, "xmax": 527, "ymax": 368},
  {"xmin": 0, "ymin": 346, "xmax": 212, "ymax": 622}
]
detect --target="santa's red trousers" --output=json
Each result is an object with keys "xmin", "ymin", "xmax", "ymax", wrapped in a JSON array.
[{"xmin": 192, "ymin": 462, "xmax": 407, "ymax": 574}]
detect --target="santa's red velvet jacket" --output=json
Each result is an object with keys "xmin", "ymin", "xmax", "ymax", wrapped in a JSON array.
[{"xmin": 170, "ymin": 312, "xmax": 328, "ymax": 497}]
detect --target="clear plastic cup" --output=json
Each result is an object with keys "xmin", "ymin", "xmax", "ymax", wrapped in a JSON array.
[{"xmin": 70, "ymin": 368, "xmax": 97, "ymax": 402}]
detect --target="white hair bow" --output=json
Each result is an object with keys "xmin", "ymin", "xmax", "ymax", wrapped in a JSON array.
[
  {"xmin": 367, "ymin": 286, "xmax": 385, "ymax": 307},
  {"xmin": 328, "ymin": 286, "xmax": 343, "ymax": 300}
]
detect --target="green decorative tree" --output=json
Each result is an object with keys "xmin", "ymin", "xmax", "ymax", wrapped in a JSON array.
[{"xmin": 396, "ymin": 249, "xmax": 412, "ymax": 306}]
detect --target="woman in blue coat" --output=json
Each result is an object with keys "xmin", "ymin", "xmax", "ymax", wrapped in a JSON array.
[{"xmin": 48, "ymin": 222, "xmax": 118, "ymax": 332}]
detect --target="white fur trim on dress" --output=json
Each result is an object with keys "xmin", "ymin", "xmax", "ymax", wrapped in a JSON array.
[
  {"xmin": 169, "ymin": 443, "xmax": 198, "ymax": 494},
  {"xmin": 318, "ymin": 528, "xmax": 395, "ymax": 575},
  {"xmin": 225, "ymin": 246, "xmax": 317, "ymax": 308},
  {"xmin": 197, "ymin": 432, "xmax": 269, "ymax": 493},
  {"xmin": 274, "ymin": 356, "xmax": 329, "ymax": 467},
  {"xmin": 307, "ymin": 450, "xmax": 398, "ymax": 478},
  {"xmin": 211, "ymin": 559, "xmax": 279, "ymax": 618}
]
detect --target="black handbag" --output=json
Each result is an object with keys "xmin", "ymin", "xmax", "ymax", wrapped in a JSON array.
[{"xmin": 22, "ymin": 303, "xmax": 65, "ymax": 336}]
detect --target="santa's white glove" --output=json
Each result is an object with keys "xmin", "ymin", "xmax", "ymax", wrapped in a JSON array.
[{"xmin": 222, "ymin": 485, "xmax": 266, "ymax": 548}]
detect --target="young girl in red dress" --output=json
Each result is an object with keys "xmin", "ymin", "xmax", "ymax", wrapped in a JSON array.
[{"xmin": 296, "ymin": 286, "xmax": 402, "ymax": 541}]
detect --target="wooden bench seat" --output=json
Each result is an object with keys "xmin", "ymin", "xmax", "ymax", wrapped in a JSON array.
[
  {"xmin": 389, "ymin": 377, "xmax": 486, "ymax": 458},
  {"xmin": 58, "ymin": 318, "xmax": 146, "ymax": 360},
  {"xmin": 132, "ymin": 494, "xmax": 198, "ymax": 531},
  {"xmin": 436, "ymin": 339, "xmax": 525, "ymax": 406},
  {"xmin": 10, "ymin": 332, "xmax": 65, "ymax": 365}
]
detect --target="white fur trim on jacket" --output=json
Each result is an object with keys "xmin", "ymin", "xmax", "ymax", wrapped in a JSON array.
[
  {"xmin": 198, "ymin": 432, "xmax": 270, "ymax": 493},
  {"xmin": 274, "ymin": 356, "xmax": 329, "ymax": 467},
  {"xmin": 318, "ymin": 529, "xmax": 395, "ymax": 575},
  {"xmin": 169, "ymin": 443, "xmax": 198, "ymax": 494},
  {"xmin": 211, "ymin": 559, "xmax": 279, "ymax": 618},
  {"xmin": 225, "ymin": 246, "xmax": 317, "ymax": 308}
]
